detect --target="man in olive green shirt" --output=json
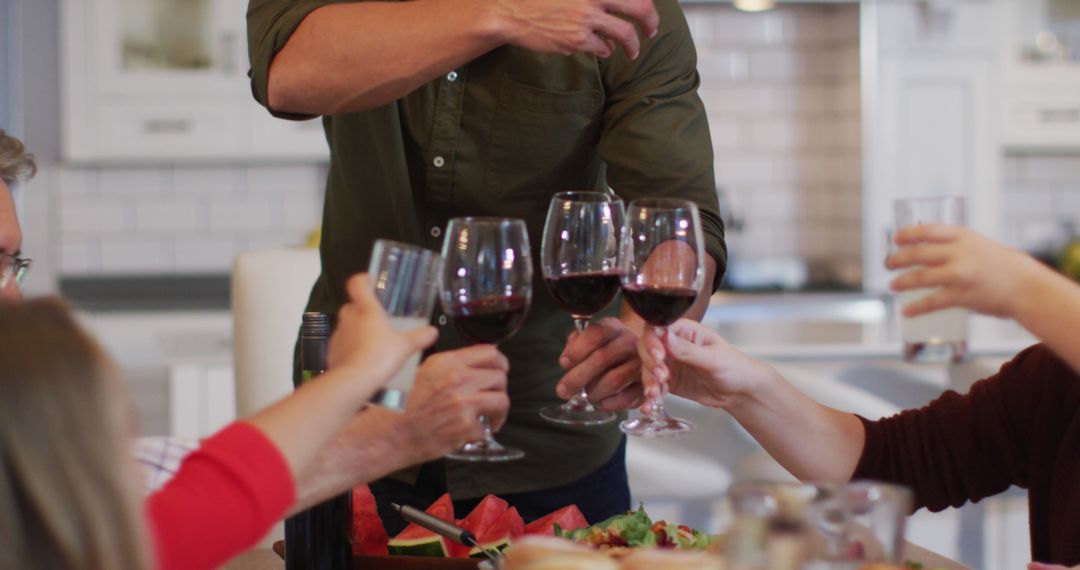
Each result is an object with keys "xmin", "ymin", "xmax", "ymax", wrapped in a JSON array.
[{"xmin": 247, "ymin": 0, "xmax": 726, "ymax": 527}]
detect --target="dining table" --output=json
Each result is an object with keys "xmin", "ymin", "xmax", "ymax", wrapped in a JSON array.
[{"xmin": 223, "ymin": 540, "xmax": 972, "ymax": 569}]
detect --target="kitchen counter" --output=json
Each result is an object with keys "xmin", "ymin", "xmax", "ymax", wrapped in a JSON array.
[{"xmin": 703, "ymin": 292, "xmax": 1037, "ymax": 361}]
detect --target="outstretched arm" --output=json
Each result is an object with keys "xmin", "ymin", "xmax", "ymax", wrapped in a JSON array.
[
  {"xmin": 638, "ymin": 321, "xmax": 864, "ymax": 482},
  {"xmin": 249, "ymin": 0, "xmax": 659, "ymax": 116}
]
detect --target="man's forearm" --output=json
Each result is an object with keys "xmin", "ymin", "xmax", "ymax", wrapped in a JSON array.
[
  {"xmin": 289, "ymin": 407, "xmax": 420, "ymax": 515},
  {"xmin": 267, "ymin": 0, "xmax": 506, "ymax": 116},
  {"xmin": 726, "ymin": 368, "xmax": 865, "ymax": 482}
]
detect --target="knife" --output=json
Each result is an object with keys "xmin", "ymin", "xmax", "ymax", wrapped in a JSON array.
[{"xmin": 390, "ymin": 502, "xmax": 502, "ymax": 562}]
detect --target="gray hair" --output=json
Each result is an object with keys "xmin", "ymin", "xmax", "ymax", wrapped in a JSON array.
[{"xmin": 0, "ymin": 129, "xmax": 37, "ymax": 186}]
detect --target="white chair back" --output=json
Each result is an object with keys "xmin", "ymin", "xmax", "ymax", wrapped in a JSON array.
[{"xmin": 232, "ymin": 247, "xmax": 321, "ymax": 417}]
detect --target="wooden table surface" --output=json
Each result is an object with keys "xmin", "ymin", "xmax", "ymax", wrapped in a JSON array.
[{"xmin": 224, "ymin": 541, "xmax": 971, "ymax": 570}]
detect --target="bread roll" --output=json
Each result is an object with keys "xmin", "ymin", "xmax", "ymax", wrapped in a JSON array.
[
  {"xmin": 503, "ymin": 536, "xmax": 618, "ymax": 570},
  {"xmin": 618, "ymin": 549, "xmax": 725, "ymax": 570}
]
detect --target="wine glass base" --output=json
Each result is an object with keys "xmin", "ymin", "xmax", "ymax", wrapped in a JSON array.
[
  {"xmin": 539, "ymin": 403, "xmax": 617, "ymax": 426},
  {"xmin": 619, "ymin": 415, "xmax": 695, "ymax": 438},
  {"xmin": 446, "ymin": 440, "xmax": 525, "ymax": 463}
]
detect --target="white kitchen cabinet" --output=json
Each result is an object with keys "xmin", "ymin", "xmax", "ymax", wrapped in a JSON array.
[
  {"xmin": 61, "ymin": 0, "xmax": 328, "ymax": 163},
  {"xmin": 861, "ymin": 0, "xmax": 1003, "ymax": 292},
  {"xmin": 1001, "ymin": 0, "xmax": 1080, "ymax": 150}
]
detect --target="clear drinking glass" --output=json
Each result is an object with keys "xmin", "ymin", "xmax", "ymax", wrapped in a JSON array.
[
  {"xmin": 893, "ymin": 196, "xmax": 969, "ymax": 363},
  {"xmin": 367, "ymin": 239, "xmax": 442, "ymax": 409},
  {"xmin": 619, "ymin": 198, "xmax": 705, "ymax": 438},
  {"xmin": 539, "ymin": 191, "xmax": 624, "ymax": 426},
  {"xmin": 440, "ymin": 217, "xmax": 533, "ymax": 462}
]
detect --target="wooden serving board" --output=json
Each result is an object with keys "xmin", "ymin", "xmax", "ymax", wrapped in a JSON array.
[{"xmin": 271, "ymin": 541, "xmax": 481, "ymax": 569}]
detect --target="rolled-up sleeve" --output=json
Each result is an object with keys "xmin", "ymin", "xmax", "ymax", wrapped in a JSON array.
[
  {"xmin": 598, "ymin": 0, "xmax": 726, "ymax": 291},
  {"xmin": 246, "ymin": 0, "xmax": 328, "ymax": 119}
]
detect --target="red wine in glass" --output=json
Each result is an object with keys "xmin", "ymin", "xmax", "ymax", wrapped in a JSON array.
[
  {"xmin": 440, "ymin": 217, "xmax": 533, "ymax": 462},
  {"xmin": 619, "ymin": 198, "xmax": 705, "ymax": 438},
  {"xmin": 544, "ymin": 272, "xmax": 623, "ymax": 318},
  {"xmin": 620, "ymin": 285, "xmax": 698, "ymax": 327},
  {"xmin": 540, "ymin": 192, "xmax": 624, "ymax": 426},
  {"xmin": 446, "ymin": 295, "xmax": 529, "ymax": 344}
]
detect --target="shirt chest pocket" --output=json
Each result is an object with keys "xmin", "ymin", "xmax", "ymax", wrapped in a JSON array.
[{"xmin": 485, "ymin": 75, "xmax": 603, "ymax": 198}]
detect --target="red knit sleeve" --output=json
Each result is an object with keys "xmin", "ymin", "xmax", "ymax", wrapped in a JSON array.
[
  {"xmin": 852, "ymin": 344, "xmax": 1050, "ymax": 512},
  {"xmin": 147, "ymin": 422, "xmax": 296, "ymax": 570}
]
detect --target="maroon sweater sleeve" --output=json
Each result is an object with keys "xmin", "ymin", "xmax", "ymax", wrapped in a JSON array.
[
  {"xmin": 147, "ymin": 422, "xmax": 296, "ymax": 570},
  {"xmin": 852, "ymin": 345, "xmax": 1050, "ymax": 512}
]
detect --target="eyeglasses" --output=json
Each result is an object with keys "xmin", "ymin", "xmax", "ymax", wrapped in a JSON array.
[{"xmin": 0, "ymin": 253, "xmax": 31, "ymax": 290}]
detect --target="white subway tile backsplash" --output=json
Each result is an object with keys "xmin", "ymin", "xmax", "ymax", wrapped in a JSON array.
[
  {"xmin": 245, "ymin": 164, "xmax": 324, "ymax": 195},
  {"xmin": 715, "ymin": 156, "xmax": 776, "ymax": 185},
  {"xmin": 57, "ymin": 238, "xmax": 101, "ymax": 276},
  {"xmin": 707, "ymin": 10, "xmax": 773, "ymax": 47},
  {"xmin": 60, "ymin": 199, "xmax": 134, "ymax": 235},
  {"xmin": 697, "ymin": 50, "xmax": 750, "ymax": 84},
  {"xmin": 58, "ymin": 167, "xmax": 99, "ymax": 196},
  {"xmin": 210, "ymin": 198, "xmax": 279, "ymax": 232},
  {"xmin": 1002, "ymin": 188, "xmax": 1059, "ymax": 219},
  {"xmin": 1014, "ymin": 156, "xmax": 1080, "ymax": 185},
  {"xmin": 745, "ymin": 121, "xmax": 809, "ymax": 151},
  {"xmin": 136, "ymin": 200, "xmax": 208, "ymax": 233},
  {"xmin": 99, "ymin": 238, "xmax": 173, "ymax": 274},
  {"xmin": 702, "ymin": 86, "xmax": 775, "ymax": 116},
  {"xmin": 748, "ymin": 51, "xmax": 814, "ymax": 83},
  {"xmin": 98, "ymin": 167, "xmax": 170, "ymax": 196},
  {"xmin": 171, "ymin": 166, "xmax": 245, "ymax": 195},
  {"xmin": 173, "ymin": 237, "xmax": 246, "ymax": 272}
]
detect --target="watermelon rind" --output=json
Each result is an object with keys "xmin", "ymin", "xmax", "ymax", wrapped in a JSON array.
[{"xmin": 386, "ymin": 535, "xmax": 452, "ymax": 557}]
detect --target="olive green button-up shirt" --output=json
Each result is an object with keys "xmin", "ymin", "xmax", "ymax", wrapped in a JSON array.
[{"xmin": 248, "ymin": 0, "xmax": 726, "ymax": 499}]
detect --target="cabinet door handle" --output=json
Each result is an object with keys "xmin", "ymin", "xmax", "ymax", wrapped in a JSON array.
[
  {"xmin": 1040, "ymin": 109, "xmax": 1080, "ymax": 124},
  {"xmin": 142, "ymin": 119, "xmax": 193, "ymax": 134}
]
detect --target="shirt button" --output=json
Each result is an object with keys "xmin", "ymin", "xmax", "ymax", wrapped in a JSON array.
[
  {"xmin": 447, "ymin": 71, "xmax": 458, "ymax": 82},
  {"xmin": 437, "ymin": 315, "xmax": 448, "ymax": 326},
  {"xmin": 430, "ymin": 226, "xmax": 442, "ymax": 238},
  {"xmin": 433, "ymin": 156, "xmax": 445, "ymax": 168}
]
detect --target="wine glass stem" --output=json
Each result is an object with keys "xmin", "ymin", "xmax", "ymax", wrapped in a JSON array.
[
  {"xmin": 569, "ymin": 317, "xmax": 592, "ymax": 404},
  {"xmin": 646, "ymin": 324, "xmax": 670, "ymax": 420},
  {"xmin": 479, "ymin": 415, "xmax": 495, "ymax": 443}
]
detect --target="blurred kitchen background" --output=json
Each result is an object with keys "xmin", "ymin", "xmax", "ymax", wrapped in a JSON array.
[{"xmin": 3, "ymin": 0, "xmax": 1078, "ymax": 567}]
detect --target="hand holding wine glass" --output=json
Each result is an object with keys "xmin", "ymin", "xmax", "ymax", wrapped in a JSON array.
[
  {"xmin": 439, "ymin": 217, "xmax": 532, "ymax": 462},
  {"xmin": 619, "ymin": 198, "xmax": 705, "ymax": 437},
  {"xmin": 540, "ymin": 191, "xmax": 624, "ymax": 425}
]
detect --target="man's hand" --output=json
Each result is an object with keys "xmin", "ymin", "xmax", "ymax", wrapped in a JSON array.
[
  {"xmin": 491, "ymin": 0, "xmax": 660, "ymax": 60},
  {"xmin": 403, "ymin": 345, "xmax": 511, "ymax": 461},
  {"xmin": 556, "ymin": 317, "xmax": 645, "ymax": 411}
]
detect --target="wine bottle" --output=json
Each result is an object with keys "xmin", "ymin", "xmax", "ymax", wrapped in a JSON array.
[{"xmin": 284, "ymin": 312, "xmax": 352, "ymax": 569}]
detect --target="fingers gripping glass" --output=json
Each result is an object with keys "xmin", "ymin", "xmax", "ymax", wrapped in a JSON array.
[
  {"xmin": 439, "ymin": 217, "xmax": 533, "ymax": 462},
  {"xmin": 619, "ymin": 198, "xmax": 705, "ymax": 438},
  {"xmin": 540, "ymin": 191, "xmax": 624, "ymax": 426},
  {"xmin": 0, "ymin": 253, "xmax": 31, "ymax": 290}
]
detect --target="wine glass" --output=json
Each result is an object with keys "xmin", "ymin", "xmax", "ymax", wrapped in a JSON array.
[
  {"xmin": 619, "ymin": 198, "xmax": 705, "ymax": 438},
  {"xmin": 539, "ymin": 191, "xmax": 624, "ymax": 426},
  {"xmin": 440, "ymin": 217, "xmax": 533, "ymax": 462}
]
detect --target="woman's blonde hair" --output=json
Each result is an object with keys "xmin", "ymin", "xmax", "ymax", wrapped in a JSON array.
[
  {"xmin": 0, "ymin": 298, "xmax": 152, "ymax": 570},
  {"xmin": 0, "ymin": 129, "xmax": 37, "ymax": 186}
]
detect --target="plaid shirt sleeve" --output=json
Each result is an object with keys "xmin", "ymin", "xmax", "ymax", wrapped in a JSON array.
[{"xmin": 134, "ymin": 436, "xmax": 200, "ymax": 495}]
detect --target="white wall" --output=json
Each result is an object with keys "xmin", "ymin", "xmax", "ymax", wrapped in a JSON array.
[{"xmin": 1000, "ymin": 153, "xmax": 1080, "ymax": 253}]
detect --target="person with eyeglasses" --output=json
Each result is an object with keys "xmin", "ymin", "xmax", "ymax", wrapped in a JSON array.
[{"xmin": 0, "ymin": 129, "xmax": 36, "ymax": 301}]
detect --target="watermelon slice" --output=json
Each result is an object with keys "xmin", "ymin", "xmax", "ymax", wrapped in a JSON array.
[
  {"xmin": 351, "ymin": 485, "xmax": 388, "ymax": 555},
  {"xmin": 468, "ymin": 506, "xmax": 525, "ymax": 558},
  {"xmin": 451, "ymin": 495, "xmax": 509, "ymax": 558},
  {"xmin": 387, "ymin": 493, "xmax": 456, "ymax": 557},
  {"xmin": 523, "ymin": 505, "xmax": 589, "ymax": 537}
]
